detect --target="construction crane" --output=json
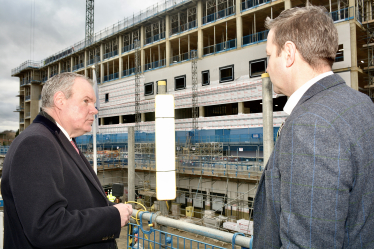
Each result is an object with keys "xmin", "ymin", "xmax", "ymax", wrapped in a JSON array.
[{"xmin": 85, "ymin": 0, "xmax": 94, "ymax": 47}]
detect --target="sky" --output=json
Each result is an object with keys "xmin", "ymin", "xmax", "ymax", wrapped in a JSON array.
[{"xmin": 0, "ymin": 0, "xmax": 155, "ymax": 132}]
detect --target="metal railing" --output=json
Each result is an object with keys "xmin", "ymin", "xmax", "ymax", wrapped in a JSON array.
[
  {"xmin": 170, "ymin": 51, "xmax": 195, "ymax": 65},
  {"xmin": 123, "ymin": 43, "xmax": 135, "ymax": 53},
  {"xmin": 128, "ymin": 210, "xmax": 251, "ymax": 248},
  {"xmin": 20, "ymin": 118, "xmax": 24, "ymax": 123},
  {"xmin": 170, "ymin": 20, "xmax": 197, "ymax": 36},
  {"xmin": 25, "ymin": 95, "xmax": 31, "ymax": 101},
  {"xmin": 330, "ymin": 7, "xmax": 354, "ymax": 23},
  {"xmin": 122, "ymin": 67, "xmax": 136, "ymax": 78},
  {"xmin": 104, "ymin": 72, "xmax": 119, "ymax": 83},
  {"xmin": 144, "ymin": 59, "xmax": 166, "ymax": 71},
  {"xmin": 0, "ymin": 146, "xmax": 10, "ymax": 155},
  {"xmin": 87, "ymin": 56, "xmax": 100, "ymax": 66},
  {"xmin": 12, "ymin": 0, "xmax": 193, "ymax": 73},
  {"xmin": 242, "ymin": 30, "xmax": 269, "ymax": 47},
  {"xmin": 50, "ymin": 73, "xmax": 58, "ymax": 78},
  {"xmin": 241, "ymin": 0, "xmax": 271, "ymax": 11},
  {"xmin": 16, "ymin": 106, "xmax": 24, "ymax": 112},
  {"xmin": 42, "ymin": 76, "xmax": 48, "ymax": 82},
  {"xmin": 103, "ymin": 50, "xmax": 118, "ymax": 60},
  {"xmin": 73, "ymin": 63, "xmax": 84, "ymax": 71},
  {"xmin": 203, "ymin": 6, "xmax": 235, "ymax": 25},
  {"xmin": 25, "ymin": 112, "xmax": 31, "ymax": 118},
  {"xmin": 11, "ymin": 60, "xmax": 42, "ymax": 76},
  {"xmin": 145, "ymin": 32, "xmax": 166, "ymax": 45},
  {"xmin": 203, "ymin": 39, "xmax": 237, "ymax": 56}
]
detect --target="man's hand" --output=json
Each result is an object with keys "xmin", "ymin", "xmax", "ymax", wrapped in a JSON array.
[{"xmin": 113, "ymin": 203, "xmax": 133, "ymax": 227}]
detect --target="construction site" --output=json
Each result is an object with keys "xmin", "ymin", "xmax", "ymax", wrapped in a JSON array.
[{"xmin": 9, "ymin": 0, "xmax": 374, "ymax": 243}]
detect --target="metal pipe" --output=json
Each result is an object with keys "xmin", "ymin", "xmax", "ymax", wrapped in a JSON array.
[
  {"xmin": 131, "ymin": 210, "xmax": 252, "ymax": 247},
  {"xmin": 128, "ymin": 126, "xmax": 135, "ymax": 205},
  {"xmin": 261, "ymin": 73, "xmax": 274, "ymax": 166}
]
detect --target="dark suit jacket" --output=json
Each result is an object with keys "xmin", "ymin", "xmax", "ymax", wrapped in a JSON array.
[
  {"xmin": 1, "ymin": 114, "xmax": 121, "ymax": 248},
  {"xmin": 253, "ymin": 74, "xmax": 374, "ymax": 248}
]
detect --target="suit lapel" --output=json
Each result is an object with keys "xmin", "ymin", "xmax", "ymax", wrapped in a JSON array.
[
  {"xmin": 58, "ymin": 134, "xmax": 108, "ymax": 200},
  {"xmin": 293, "ymin": 74, "xmax": 346, "ymax": 110},
  {"xmin": 34, "ymin": 114, "xmax": 107, "ymax": 201}
]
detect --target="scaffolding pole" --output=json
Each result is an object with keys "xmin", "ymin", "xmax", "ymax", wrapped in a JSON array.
[{"xmin": 135, "ymin": 39, "xmax": 141, "ymax": 131}]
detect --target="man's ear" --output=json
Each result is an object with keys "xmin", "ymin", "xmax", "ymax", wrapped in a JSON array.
[
  {"xmin": 284, "ymin": 41, "xmax": 296, "ymax": 68},
  {"xmin": 53, "ymin": 91, "xmax": 66, "ymax": 110}
]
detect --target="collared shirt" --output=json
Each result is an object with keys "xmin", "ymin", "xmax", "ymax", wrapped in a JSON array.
[
  {"xmin": 56, "ymin": 122, "xmax": 72, "ymax": 142},
  {"xmin": 283, "ymin": 71, "xmax": 333, "ymax": 115}
]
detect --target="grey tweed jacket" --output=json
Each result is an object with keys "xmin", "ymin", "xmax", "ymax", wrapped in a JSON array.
[{"xmin": 253, "ymin": 74, "xmax": 374, "ymax": 248}]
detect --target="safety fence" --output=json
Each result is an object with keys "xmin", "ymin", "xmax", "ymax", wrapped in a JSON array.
[
  {"xmin": 128, "ymin": 210, "xmax": 252, "ymax": 249},
  {"xmin": 0, "ymin": 146, "xmax": 10, "ymax": 156},
  {"xmin": 202, "ymin": 6, "xmax": 236, "ymax": 25}
]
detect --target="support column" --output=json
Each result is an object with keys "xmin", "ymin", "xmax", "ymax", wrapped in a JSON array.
[
  {"xmin": 140, "ymin": 26, "xmax": 145, "ymax": 72},
  {"xmin": 284, "ymin": 0, "xmax": 292, "ymax": 9},
  {"xmin": 70, "ymin": 57, "xmax": 74, "ymax": 72},
  {"xmin": 349, "ymin": 0, "xmax": 359, "ymax": 90},
  {"xmin": 100, "ymin": 63, "xmax": 104, "ymax": 84},
  {"xmin": 100, "ymin": 44, "xmax": 104, "ymax": 62},
  {"xmin": 84, "ymin": 50, "xmax": 88, "ymax": 77},
  {"xmin": 261, "ymin": 73, "xmax": 274, "ymax": 166},
  {"xmin": 100, "ymin": 117, "xmax": 104, "ymax": 125},
  {"xmin": 128, "ymin": 127, "xmax": 135, "ymax": 206},
  {"xmin": 199, "ymin": 106, "xmax": 205, "ymax": 117},
  {"xmin": 119, "ymin": 115, "xmax": 123, "ymax": 124},
  {"xmin": 166, "ymin": 15, "xmax": 171, "ymax": 66},
  {"xmin": 236, "ymin": 0, "xmax": 243, "ymax": 48},
  {"xmin": 141, "ymin": 113, "xmax": 145, "ymax": 122},
  {"xmin": 197, "ymin": 1, "xmax": 204, "ymax": 58},
  {"xmin": 119, "ymin": 35, "xmax": 123, "ymax": 78},
  {"xmin": 58, "ymin": 62, "xmax": 61, "ymax": 74},
  {"xmin": 47, "ymin": 67, "xmax": 51, "ymax": 79},
  {"xmin": 238, "ymin": 102, "xmax": 244, "ymax": 114}
]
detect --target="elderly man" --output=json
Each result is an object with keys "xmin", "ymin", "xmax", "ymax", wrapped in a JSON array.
[
  {"xmin": 2, "ymin": 73, "xmax": 132, "ymax": 248},
  {"xmin": 253, "ymin": 5, "xmax": 374, "ymax": 248}
]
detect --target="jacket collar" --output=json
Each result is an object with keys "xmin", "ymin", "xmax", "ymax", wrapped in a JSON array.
[{"xmin": 293, "ymin": 73, "xmax": 346, "ymax": 111}]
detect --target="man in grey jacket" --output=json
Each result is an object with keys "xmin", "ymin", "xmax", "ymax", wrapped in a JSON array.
[
  {"xmin": 2, "ymin": 73, "xmax": 132, "ymax": 248},
  {"xmin": 253, "ymin": 5, "xmax": 374, "ymax": 248}
]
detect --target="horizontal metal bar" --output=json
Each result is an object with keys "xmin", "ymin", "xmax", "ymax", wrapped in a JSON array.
[{"xmin": 131, "ymin": 209, "xmax": 251, "ymax": 248}]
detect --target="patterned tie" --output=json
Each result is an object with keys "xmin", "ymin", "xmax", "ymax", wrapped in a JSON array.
[
  {"xmin": 276, "ymin": 119, "xmax": 287, "ymax": 139},
  {"xmin": 71, "ymin": 140, "xmax": 79, "ymax": 154}
]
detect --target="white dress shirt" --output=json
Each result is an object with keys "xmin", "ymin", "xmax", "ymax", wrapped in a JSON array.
[
  {"xmin": 56, "ymin": 122, "xmax": 72, "ymax": 142},
  {"xmin": 283, "ymin": 71, "xmax": 333, "ymax": 115}
]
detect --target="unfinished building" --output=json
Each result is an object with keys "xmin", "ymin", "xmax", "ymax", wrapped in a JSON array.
[{"xmin": 11, "ymin": 0, "xmax": 373, "ymax": 223}]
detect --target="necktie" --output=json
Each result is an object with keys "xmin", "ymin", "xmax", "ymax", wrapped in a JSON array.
[
  {"xmin": 71, "ymin": 140, "xmax": 79, "ymax": 154},
  {"xmin": 276, "ymin": 119, "xmax": 287, "ymax": 139}
]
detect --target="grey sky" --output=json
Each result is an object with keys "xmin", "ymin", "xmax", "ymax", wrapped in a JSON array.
[{"xmin": 0, "ymin": 0, "xmax": 154, "ymax": 132}]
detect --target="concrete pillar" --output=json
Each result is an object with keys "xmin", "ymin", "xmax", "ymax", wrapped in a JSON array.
[
  {"xmin": 262, "ymin": 73, "xmax": 274, "ymax": 166},
  {"xmin": 236, "ymin": 0, "xmax": 243, "ymax": 48},
  {"xmin": 165, "ymin": 15, "xmax": 171, "ymax": 66},
  {"xmin": 199, "ymin": 106, "xmax": 205, "ymax": 117},
  {"xmin": 141, "ymin": 113, "xmax": 145, "ymax": 122},
  {"xmin": 128, "ymin": 127, "xmax": 135, "ymax": 205},
  {"xmin": 100, "ymin": 63, "xmax": 104, "ymax": 84},
  {"xmin": 197, "ymin": 1, "xmax": 204, "ymax": 58},
  {"xmin": 140, "ymin": 26, "xmax": 145, "ymax": 72},
  {"xmin": 166, "ymin": 40, "xmax": 171, "ymax": 66},
  {"xmin": 100, "ymin": 117, "xmax": 104, "ymax": 125},
  {"xmin": 99, "ymin": 44, "xmax": 103, "ymax": 62},
  {"xmin": 165, "ymin": 15, "xmax": 170, "ymax": 39},
  {"xmin": 84, "ymin": 50, "xmax": 88, "ymax": 77},
  {"xmin": 119, "ymin": 35, "xmax": 123, "ymax": 78},
  {"xmin": 284, "ymin": 0, "xmax": 292, "ymax": 9},
  {"xmin": 119, "ymin": 115, "xmax": 123, "ymax": 124},
  {"xmin": 349, "ymin": 0, "xmax": 358, "ymax": 91},
  {"xmin": 58, "ymin": 62, "xmax": 61, "ymax": 74},
  {"xmin": 47, "ymin": 67, "xmax": 51, "ymax": 79},
  {"xmin": 238, "ymin": 102, "xmax": 244, "ymax": 114},
  {"xmin": 70, "ymin": 57, "xmax": 74, "ymax": 72}
]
